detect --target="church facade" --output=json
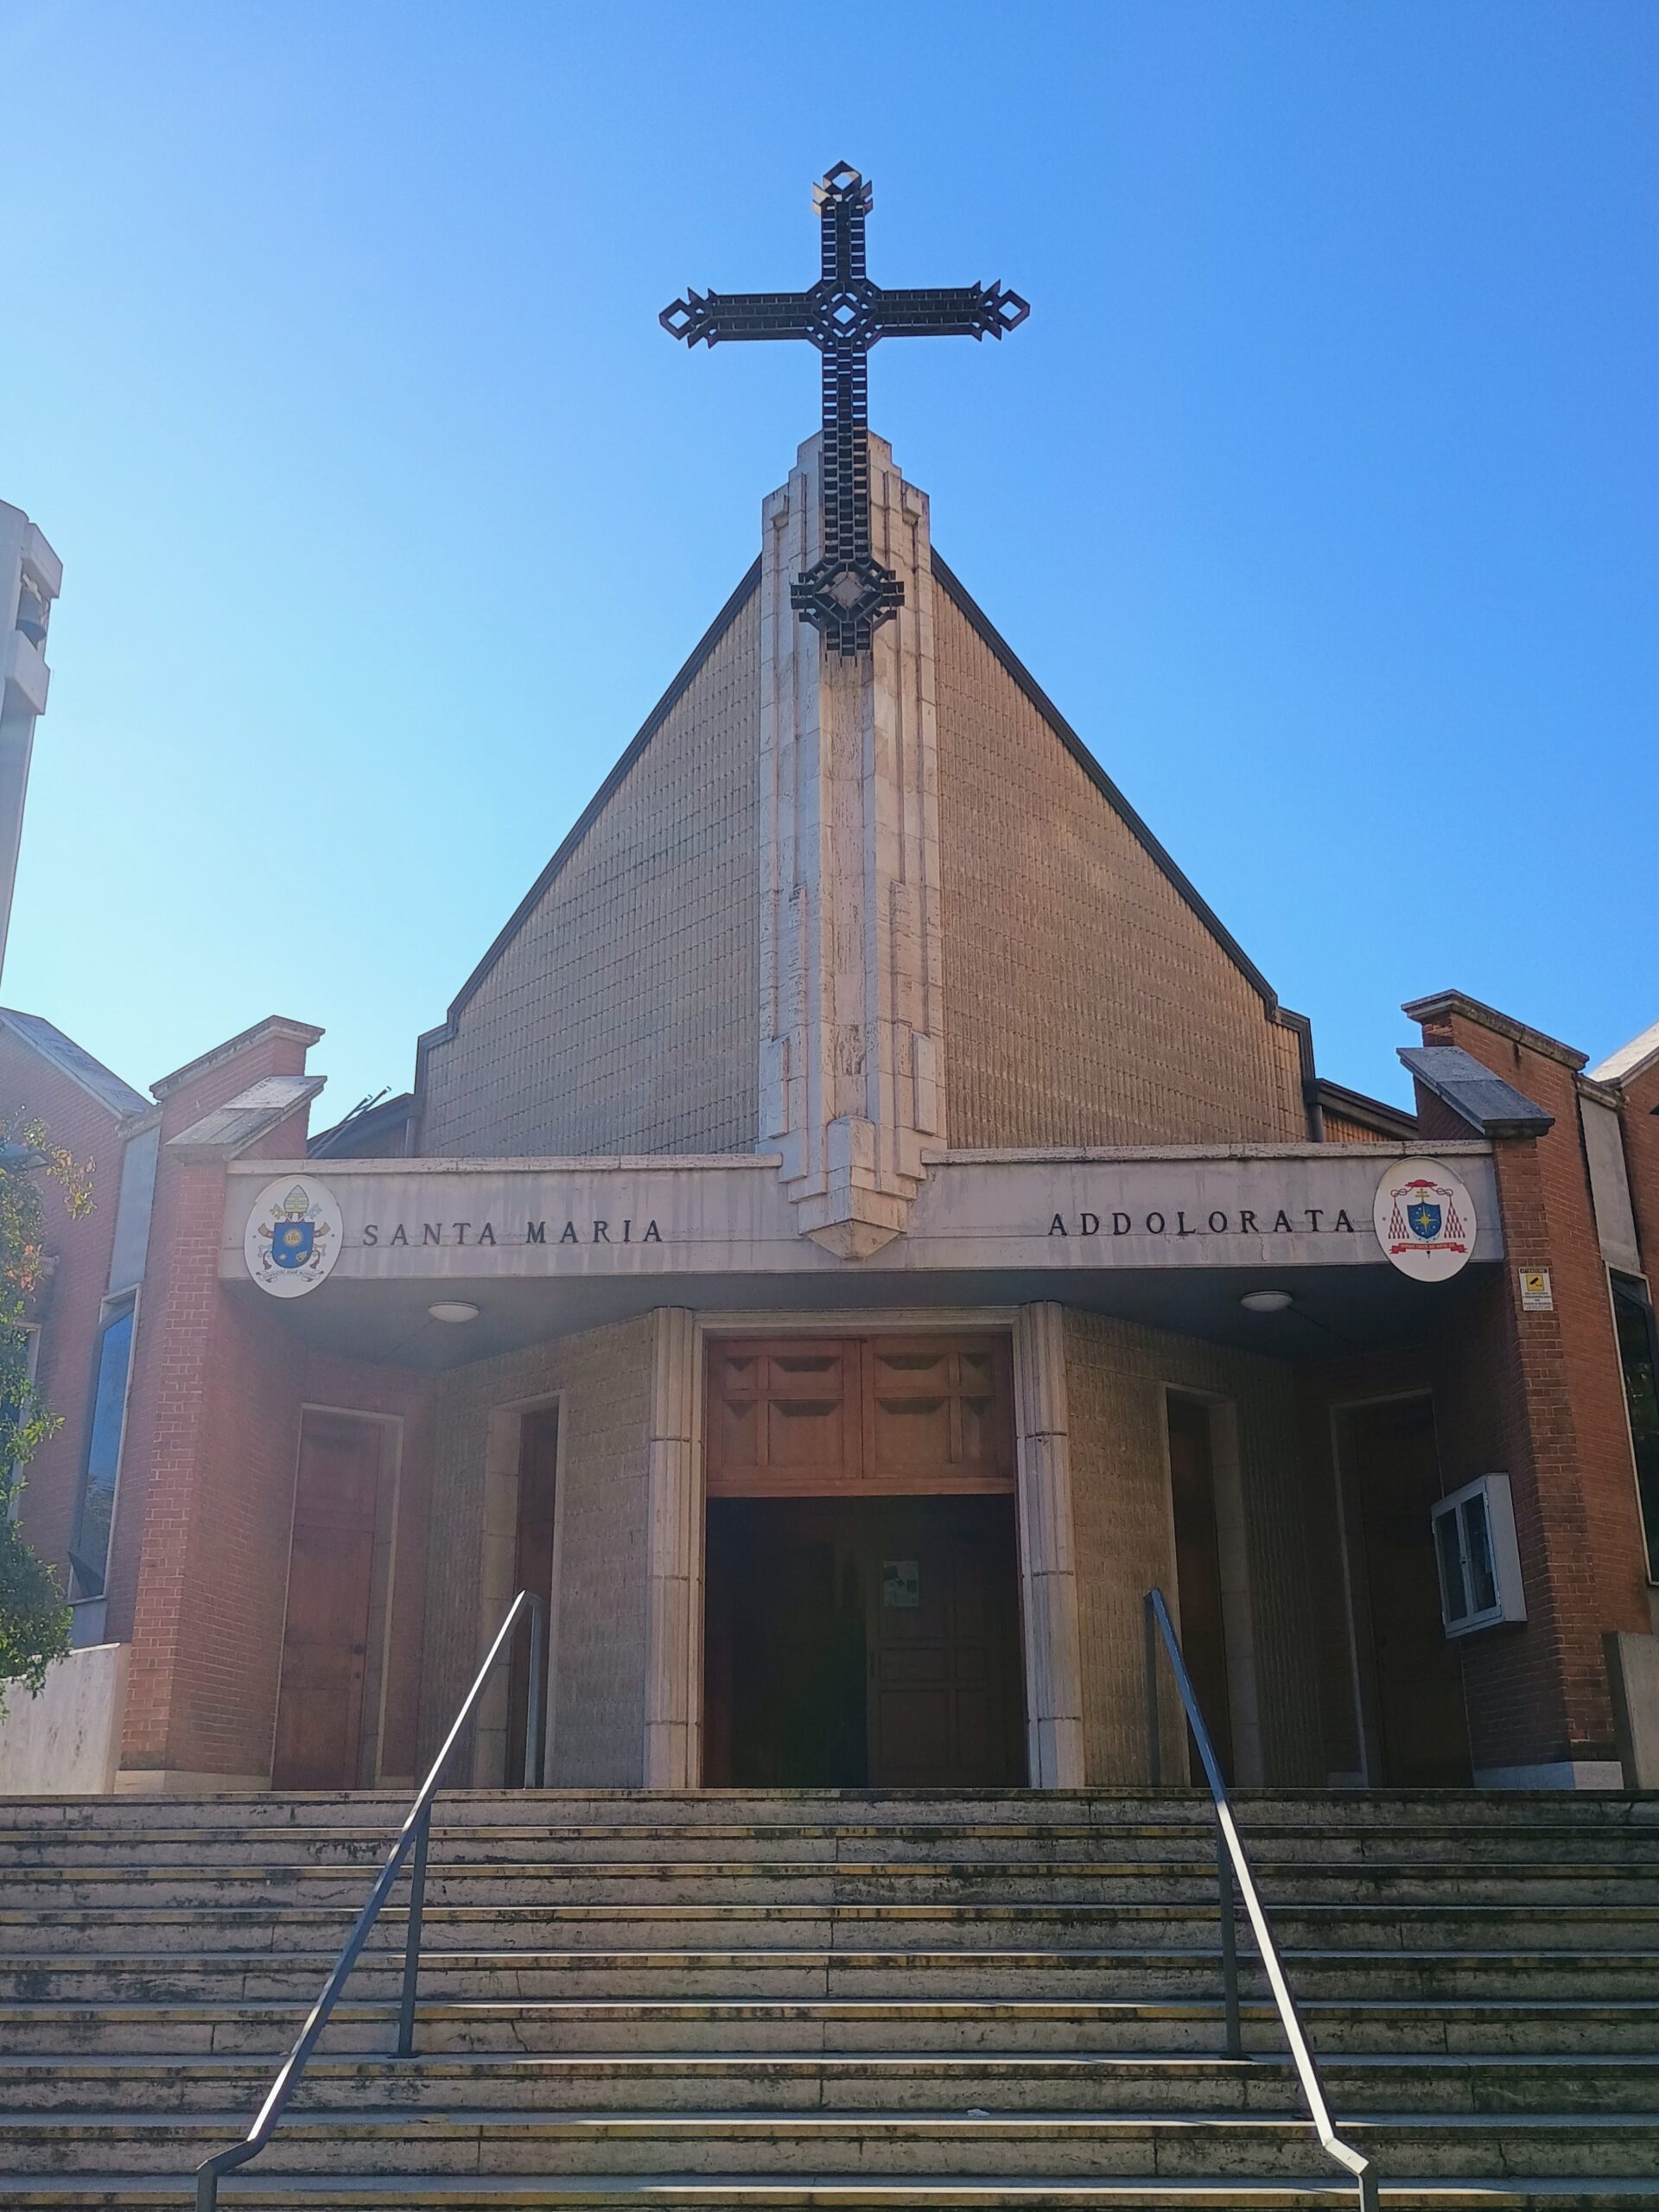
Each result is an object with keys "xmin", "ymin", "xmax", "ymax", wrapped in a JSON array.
[{"xmin": 6, "ymin": 417, "xmax": 1658, "ymax": 1805}]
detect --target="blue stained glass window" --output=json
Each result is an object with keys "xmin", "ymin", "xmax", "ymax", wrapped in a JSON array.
[{"xmin": 69, "ymin": 1307, "xmax": 134, "ymax": 1599}]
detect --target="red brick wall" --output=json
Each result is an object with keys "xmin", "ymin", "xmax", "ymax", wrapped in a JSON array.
[
  {"xmin": 117, "ymin": 1028, "xmax": 321, "ymax": 1780},
  {"xmin": 0, "ymin": 1032, "xmax": 126, "ymax": 1587},
  {"xmin": 1409, "ymin": 1007, "xmax": 1650, "ymax": 1765},
  {"xmin": 1296, "ymin": 1291, "xmax": 1578, "ymax": 1779}
]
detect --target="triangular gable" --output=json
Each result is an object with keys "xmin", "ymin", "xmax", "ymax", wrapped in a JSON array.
[
  {"xmin": 418, "ymin": 559, "xmax": 761, "ymax": 1072},
  {"xmin": 0, "ymin": 1007, "xmax": 146, "ymax": 1122}
]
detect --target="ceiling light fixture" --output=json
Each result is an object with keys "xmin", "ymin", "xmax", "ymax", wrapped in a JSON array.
[
  {"xmin": 1239, "ymin": 1288, "xmax": 1294, "ymax": 1314},
  {"xmin": 428, "ymin": 1301, "xmax": 480, "ymax": 1325}
]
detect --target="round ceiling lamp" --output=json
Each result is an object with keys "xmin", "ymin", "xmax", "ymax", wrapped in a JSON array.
[
  {"xmin": 1239, "ymin": 1288, "xmax": 1294, "ymax": 1314},
  {"xmin": 428, "ymin": 1301, "xmax": 480, "ymax": 1325}
]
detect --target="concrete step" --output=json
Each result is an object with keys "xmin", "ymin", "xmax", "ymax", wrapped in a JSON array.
[
  {"xmin": 7, "ymin": 2175, "xmax": 1659, "ymax": 2209},
  {"xmin": 4, "ymin": 2107, "xmax": 1659, "ymax": 2180},
  {"xmin": 0, "ymin": 1789, "xmax": 1652, "ymax": 1833},
  {"xmin": 7, "ymin": 1944, "xmax": 1656, "ymax": 2005},
  {"xmin": 2, "ymin": 1823, "xmax": 1654, "ymax": 1868},
  {"xmin": 10, "ymin": 1863, "xmax": 1658, "ymax": 1914},
  {"xmin": 3, "ymin": 1789, "xmax": 1653, "ymax": 2202},
  {"xmin": 5, "ymin": 1901, "xmax": 1657, "ymax": 1955},
  {"xmin": 2, "ymin": 2050, "xmax": 1656, "ymax": 2115},
  {"xmin": 5, "ymin": 1993, "xmax": 1657, "ymax": 2057}
]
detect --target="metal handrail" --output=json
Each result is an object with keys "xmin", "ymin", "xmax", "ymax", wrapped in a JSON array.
[
  {"xmin": 1145, "ymin": 1587, "xmax": 1377, "ymax": 2212},
  {"xmin": 194, "ymin": 1588, "xmax": 546, "ymax": 2210}
]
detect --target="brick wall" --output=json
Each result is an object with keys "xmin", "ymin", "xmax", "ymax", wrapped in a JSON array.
[
  {"xmin": 932, "ymin": 582, "xmax": 1307, "ymax": 1148},
  {"xmin": 418, "ymin": 1315, "xmax": 654, "ymax": 1784},
  {"xmin": 1408, "ymin": 1002, "xmax": 1651, "ymax": 1766},
  {"xmin": 0, "ymin": 1033, "xmax": 124, "ymax": 1586},
  {"xmin": 116, "ymin": 1027, "xmax": 321, "ymax": 1781},
  {"xmin": 420, "ymin": 589, "xmax": 760, "ymax": 1160},
  {"xmin": 1322, "ymin": 1109, "xmax": 1395, "ymax": 1147},
  {"xmin": 1062, "ymin": 1309, "xmax": 1322, "ymax": 1785},
  {"xmin": 1296, "ymin": 1297, "xmax": 1579, "ymax": 1779}
]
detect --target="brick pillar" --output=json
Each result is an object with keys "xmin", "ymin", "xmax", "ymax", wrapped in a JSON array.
[
  {"xmin": 115, "ymin": 1020, "xmax": 322, "ymax": 1791},
  {"xmin": 1408, "ymin": 995, "xmax": 1649, "ymax": 1783}
]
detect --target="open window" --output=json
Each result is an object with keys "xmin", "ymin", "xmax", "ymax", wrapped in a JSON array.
[{"xmin": 1432, "ymin": 1474, "xmax": 1525, "ymax": 1637}]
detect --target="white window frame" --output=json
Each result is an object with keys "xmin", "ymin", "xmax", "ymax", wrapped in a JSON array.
[{"xmin": 1431, "ymin": 1472, "xmax": 1526, "ymax": 1637}]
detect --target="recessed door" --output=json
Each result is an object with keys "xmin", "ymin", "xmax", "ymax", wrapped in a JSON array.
[
  {"xmin": 704, "ymin": 1495, "xmax": 1024, "ymax": 1789},
  {"xmin": 272, "ymin": 1414, "xmax": 385, "ymax": 1790},
  {"xmin": 1166, "ymin": 1395, "xmax": 1236, "ymax": 1782},
  {"xmin": 867, "ymin": 1498, "xmax": 1026, "ymax": 1787},
  {"xmin": 1349, "ymin": 1398, "xmax": 1471, "ymax": 1787}
]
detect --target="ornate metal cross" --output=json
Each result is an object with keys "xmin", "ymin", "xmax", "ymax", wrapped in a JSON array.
[{"xmin": 661, "ymin": 163, "xmax": 1029, "ymax": 657}]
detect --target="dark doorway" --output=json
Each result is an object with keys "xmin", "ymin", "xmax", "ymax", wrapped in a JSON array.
[
  {"xmin": 1344, "ymin": 1396, "xmax": 1471, "ymax": 1787},
  {"xmin": 272, "ymin": 1414, "xmax": 387, "ymax": 1790},
  {"xmin": 505, "ymin": 1407, "xmax": 559, "ymax": 1786},
  {"xmin": 1166, "ymin": 1394, "xmax": 1236, "ymax": 1783},
  {"xmin": 704, "ymin": 1495, "xmax": 1025, "ymax": 1788}
]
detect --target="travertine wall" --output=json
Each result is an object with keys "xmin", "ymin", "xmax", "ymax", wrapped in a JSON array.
[
  {"xmin": 417, "ymin": 1315, "xmax": 655, "ymax": 1784},
  {"xmin": 933, "ymin": 578, "xmax": 1306, "ymax": 1148},
  {"xmin": 420, "ymin": 588, "xmax": 760, "ymax": 1159},
  {"xmin": 1062, "ymin": 1308, "xmax": 1323, "ymax": 1785}
]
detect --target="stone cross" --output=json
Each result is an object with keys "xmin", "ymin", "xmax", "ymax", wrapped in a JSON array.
[{"xmin": 661, "ymin": 163, "xmax": 1028, "ymax": 656}]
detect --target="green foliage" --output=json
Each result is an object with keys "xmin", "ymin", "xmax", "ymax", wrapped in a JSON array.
[{"xmin": 0, "ymin": 1118, "xmax": 92, "ymax": 1713}]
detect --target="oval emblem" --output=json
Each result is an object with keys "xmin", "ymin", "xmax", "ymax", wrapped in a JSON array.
[
  {"xmin": 1373, "ymin": 1157, "xmax": 1478, "ymax": 1283},
  {"xmin": 245, "ymin": 1176, "xmax": 344, "ymax": 1299}
]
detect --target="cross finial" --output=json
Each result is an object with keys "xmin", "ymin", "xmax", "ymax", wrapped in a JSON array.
[{"xmin": 662, "ymin": 164, "xmax": 1029, "ymax": 656}]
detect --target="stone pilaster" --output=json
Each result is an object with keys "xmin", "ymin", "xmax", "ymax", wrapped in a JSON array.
[
  {"xmin": 758, "ymin": 432, "xmax": 944, "ymax": 1257},
  {"xmin": 643, "ymin": 1307, "xmax": 702, "ymax": 1786},
  {"xmin": 1012, "ymin": 1302, "xmax": 1086, "ymax": 1786}
]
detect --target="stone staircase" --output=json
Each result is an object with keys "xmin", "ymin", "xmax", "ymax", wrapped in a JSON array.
[{"xmin": 0, "ymin": 1788, "xmax": 1656, "ymax": 2207}]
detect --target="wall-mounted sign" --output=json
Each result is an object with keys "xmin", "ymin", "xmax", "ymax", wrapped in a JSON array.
[
  {"xmin": 245, "ymin": 1177, "xmax": 344, "ymax": 1299},
  {"xmin": 1519, "ymin": 1268, "xmax": 1554, "ymax": 1312},
  {"xmin": 1373, "ymin": 1158, "xmax": 1478, "ymax": 1283},
  {"xmin": 882, "ymin": 1559, "xmax": 920, "ymax": 1609}
]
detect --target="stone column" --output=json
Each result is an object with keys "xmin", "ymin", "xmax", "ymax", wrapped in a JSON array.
[
  {"xmin": 758, "ymin": 431, "xmax": 944, "ymax": 1257},
  {"xmin": 643, "ymin": 1307, "xmax": 702, "ymax": 1787},
  {"xmin": 1012, "ymin": 1303, "xmax": 1086, "ymax": 1787}
]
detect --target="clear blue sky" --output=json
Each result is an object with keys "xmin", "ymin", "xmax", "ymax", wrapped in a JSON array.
[{"xmin": 3, "ymin": 2, "xmax": 1655, "ymax": 1123}]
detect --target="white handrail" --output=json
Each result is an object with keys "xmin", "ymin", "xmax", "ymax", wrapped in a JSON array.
[{"xmin": 1146, "ymin": 1587, "xmax": 1378, "ymax": 2212}]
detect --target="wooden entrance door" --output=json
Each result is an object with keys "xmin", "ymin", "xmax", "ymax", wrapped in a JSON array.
[
  {"xmin": 702, "ymin": 1332, "xmax": 1021, "ymax": 1788},
  {"xmin": 866, "ymin": 1497, "xmax": 1025, "ymax": 1787},
  {"xmin": 272, "ymin": 1414, "xmax": 385, "ymax": 1790},
  {"xmin": 704, "ymin": 1495, "xmax": 1025, "ymax": 1788},
  {"xmin": 1349, "ymin": 1398, "xmax": 1471, "ymax": 1787}
]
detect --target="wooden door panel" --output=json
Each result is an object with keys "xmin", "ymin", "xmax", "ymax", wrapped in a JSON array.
[
  {"xmin": 866, "ymin": 1503, "xmax": 1024, "ymax": 1788},
  {"xmin": 707, "ymin": 1341, "xmax": 862, "ymax": 1494},
  {"xmin": 708, "ymin": 1335, "xmax": 1013, "ymax": 1497},
  {"xmin": 1352, "ymin": 1401, "xmax": 1470, "ymax": 1787},
  {"xmin": 272, "ymin": 1415, "xmax": 382, "ymax": 1791}
]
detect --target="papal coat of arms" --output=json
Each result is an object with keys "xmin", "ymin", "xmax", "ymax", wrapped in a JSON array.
[
  {"xmin": 245, "ymin": 1177, "xmax": 343, "ymax": 1299},
  {"xmin": 1372, "ymin": 1159, "xmax": 1477, "ymax": 1283}
]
